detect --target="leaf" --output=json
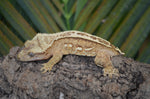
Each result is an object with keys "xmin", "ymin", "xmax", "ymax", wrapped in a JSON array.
[
  {"xmin": 40, "ymin": 0, "xmax": 67, "ymax": 30},
  {"xmin": 35, "ymin": 0, "xmax": 60, "ymax": 32},
  {"xmin": 121, "ymin": 6, "xmax": 150, "ymax": 57},
  {"xmin": 62, "ymin": 0, "xmax": 69, "ymax": 4},
  {"xmin": 74, "ymin": 0, "xmax": 88, "ymax": 21},
  {"xmin": 137, "ymin": 41, "xmax": 150, "ymax": 63},
  {"xmin": 0, "ymin": 30, "xmax": 13, "ymax": 55},
  {"xmin": 0, "ymin": 21, "xmax": 23, "ymax": 46},
  {"xmin": 16, "ymin": 0, "xmax": 53, "ymax": 32},
  {"xmin": 63, "ymin": 0, "xmax": 75, "ymax": 29},
  {"xmin": 96, "ymin": 0, "xmax": 137, "ymax": 39},
  {"xmin": 73, "ymin": 0, "xmax": 101, "ymax": 30},
  {"xmin": 84, "ymin": 0, "xmax": 118, "ymax": 33},
  {"xmin": 0, "ymin": 0, "xmax": 36, "ymax": 40},
  {"xmin": 52, "ymin": 0, "xmax": 65, "ymax": 16},
  {"xmin": 110, "ymin": 0, "xmax": 150, "ymax": 47}
]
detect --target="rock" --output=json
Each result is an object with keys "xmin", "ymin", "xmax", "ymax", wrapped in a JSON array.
[{"xmin": 0, "ymin": 47, "xmax": 150, "ymax": 99}]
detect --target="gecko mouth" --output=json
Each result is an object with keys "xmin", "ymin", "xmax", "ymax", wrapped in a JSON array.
[{"xmin": 16, "ymin": 47, "xmax": 24, "ymax": 60}]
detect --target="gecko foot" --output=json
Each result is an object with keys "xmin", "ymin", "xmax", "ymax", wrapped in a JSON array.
[
  {"xmin": 103, "ymin": 66, "xmax": 119, "ymax": 78},
  {"xmin": 40, "ymin": 63, "xmax": 53, "ymax": 73}
]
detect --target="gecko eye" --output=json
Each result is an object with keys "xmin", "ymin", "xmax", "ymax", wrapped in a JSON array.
[{"xmin": 28, "ymin": 52, "xmax": 35, "ymax": 57}]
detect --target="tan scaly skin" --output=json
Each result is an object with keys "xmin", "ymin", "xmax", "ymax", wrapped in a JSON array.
[{"xmin": 17, "ymin": 30, "xmax": 124, "ymax": 77}]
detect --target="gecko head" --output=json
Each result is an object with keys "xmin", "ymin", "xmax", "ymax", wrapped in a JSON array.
[
  {"xmin": 17, "ymin": 39, "xmax": 51, "ymax": 61},
  {"xmin": 17, "ymin": 50, "xmax": 49, "ymax": 61},
  {"xmin": 17, "ymin": 33, "xmax": 55, "ymax": 61}
]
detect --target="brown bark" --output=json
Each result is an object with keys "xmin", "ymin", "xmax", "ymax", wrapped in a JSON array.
[{"xmin": 0, "ymin": 47, "xmax": 150, "ymax": 99}]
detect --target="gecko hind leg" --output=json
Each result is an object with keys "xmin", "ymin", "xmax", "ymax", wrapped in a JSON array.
[
  {"xmin": 94, "ymin": 50, "xmax": 119, "ymax": 77},
  {"xmin": 40, "ymin": 54, "xmax": 63, "ymax": 73}
]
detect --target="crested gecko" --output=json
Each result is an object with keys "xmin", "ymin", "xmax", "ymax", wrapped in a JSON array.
[{"xmin": 17, "ymin": 30, "xmax": 124, "ymax": 77}]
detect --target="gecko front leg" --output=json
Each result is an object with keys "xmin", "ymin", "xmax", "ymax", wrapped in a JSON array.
[
  {"xmin": 40, "ymin": 53, "xmax": 63, "ymax": 73},
  {"xmin": 94, "ymin": 50, "xmax": 119, "ymax": 77}
]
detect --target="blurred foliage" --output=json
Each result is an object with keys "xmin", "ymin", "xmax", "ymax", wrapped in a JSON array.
[{"xmin": 0, "ymin": 0, "xmax": 150, "ymax": 63}]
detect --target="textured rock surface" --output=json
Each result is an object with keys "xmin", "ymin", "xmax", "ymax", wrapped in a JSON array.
[{"xmin": 0, "ymin": 47, "xmax": 150, "ymax": 99}]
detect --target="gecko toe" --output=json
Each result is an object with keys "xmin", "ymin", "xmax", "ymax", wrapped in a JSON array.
[
  {"xmin": 40, "ymin": 67, "xmax": 47, "ymax": 73},
  {"xmin": 40, "ymin": 64, "xmax": 48, "ymax": 73},
  {"xmin": 40, "ymin": 63, "xmax": 53, "ymax": 73},
  {"xmin": 103, "ymin": 67, "xmax": 119, "ymax": 77}
]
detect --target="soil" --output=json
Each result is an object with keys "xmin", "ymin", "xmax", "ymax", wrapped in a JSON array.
[{"xmin": 0, "ymin": 47, "xmax": 150, "ymax": 99}]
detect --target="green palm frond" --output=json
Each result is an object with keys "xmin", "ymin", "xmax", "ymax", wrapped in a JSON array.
[
  {"xmin": 97, "ymin": 0, "xmax": 137, "ymax": 39},
  {"xmin": 137, "ymin": 40, "xmax": 150, "ymax": 64},
  {"xmin": 74, "ymin": 0, "xmax": 101, "ymax": 30},
  {"xmin": 0, "ymin": 0, "xmax": 150, "ymax": 64},
  {"xmin": 0, "ymin": 21, "xmax": 23, "ymax": 46},
  {"xmin": 84, "ymin": 0, "xmax": 118, "ymax": 33},
  {"xmin": 0, "ymin": 0, "xmax": 36, "ymax": 40},
  {"xmin": 110, "ymin": 0, "xmax": 150, "ymax": 47},
  {"xmin": 40, "ymin": 0, "xmax": 67, "ymax": 30},
  {"xmin": 0, "ymin": 29, "xmax": 13, "ymax": 55},
  {"xmin": 121, "ymin": 6, "xmax": 150, "ymax": 57}
]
